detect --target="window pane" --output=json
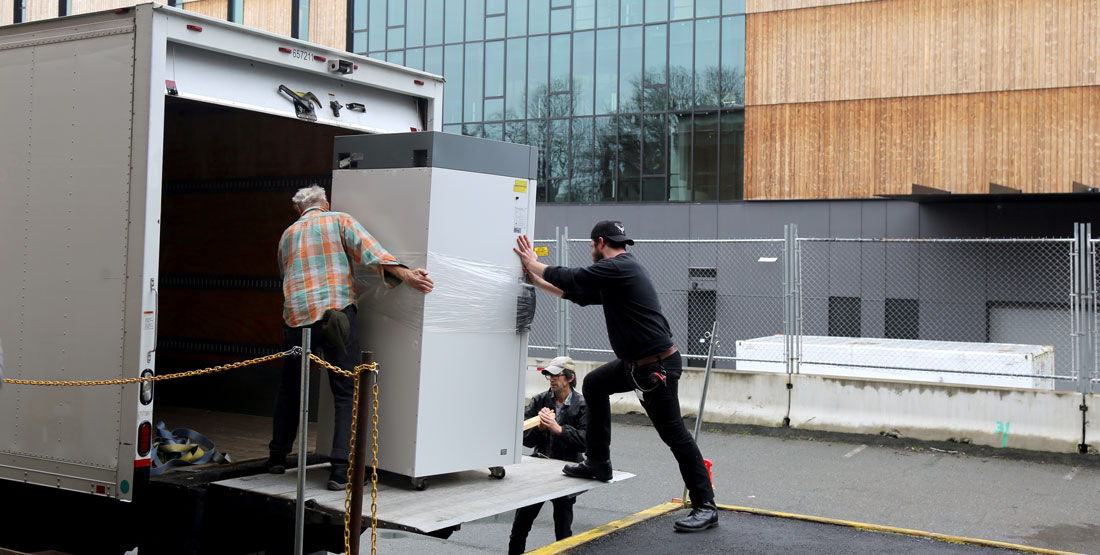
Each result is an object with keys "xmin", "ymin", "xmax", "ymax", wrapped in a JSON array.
[
  {"xmin": 369, "ymin": 51, "xmax": 385, "ymax": 60},
  {"xmin": 573, "ymin": 31, "xmax": 594, "ymax": 116},
  {"xmin": 353, "ymin": 31, "xmax": 367, "ymax": 53},
  {"xmin": 642, "ymin": 176, "xmax": 664, "ymax": 201},
  {"xmin": 425, "ymin": 45, "xmax": 443, "ymax": 74},
  {"xmin": 485, "ymin": 41, "xmax": 505, "ymax": 97},
  {"xmin": 426, "ymin": 0, "xmax": 444, "ymax": 44},
  {"xmin": 692, "ymin": 111, "xmax": 718, "ymax": 201},
  {"xmin": 527, "ymin": 35, "xmax": 549, "ymax": 118},
  {"xmin": 594, "ymin": 28, "xmax": 618, "ymax": 114},
  {"xmin": 671, "ymin": 0, "xmax": 690, "ymax": 19},
  {"xmin": 549, "ymin": 34, "xmax": 570, "ymax": 93},
  {"xmin": 443, "ymin": 123, "xmax": 462, "ymax": 134},
  {"xmin": 644, "ymin": 0, "xmax": 666, "ymax": 23},
  {"xmin": 551, "ymin": 0, "xmax": 570, "ymax": 7},
  {"xmin": 508, "ymin": 0, "xmax": 527, "ymax": 36},
  {"xmin": 506, "ymin": 38, "xmax": 527, "ymax": 120},
  {"xmin": 718, "ymin": 110, "xmax": 744, "ymax": 200},
  {"xmin": 504, "ymin": 121, "xmax": 526, "ymax": 143},
  {"xmin": 694, "ymin": 17, "xmax": 719, "ymax": 108},
  {"xmin": 571, "ymin": 117, "xmax": 595, "ymax": 201},
  {"xmin": 596, "ymin": 0, "xmax": 617, "ymax": 27},
  {"xmin": 722, "ymin": 0, "xmax": 745, "ymax": 15},
  {"xmin": 465, "ymin": 43, "xmax": 484, "ymax": 121},
  {"xmin": 487, "ymin": 0, "xmax": 505, "ymax": 14},
  {"xmin": 353, "ymin": 0, "xmax": 367, "ymax": 28},
  {"xmin": 529, "ymin": 0, "xmax": 549, "ymax": 35},
  {"xmin": 548, "ymin": 119, "xmax": 570, "ymax": 200},
  {"xmin": 387, "ymin": 50, "xmax": 405, "ymax": 65},
  {"xmin": 445, "ymin": 0, "xmax": 463, "ymax": 43},
  {"xmin": 618, "ymin": 114, "xmax": 641, "ymax": 200},
  {"xmin": 443, "ymin": 44, "xmax": 464, "ymax": 123},
  {"xmin": 387, "ymin": 27, "xmax": 405, "ymax": 50},
  {"xmin": 696, "ymin": 0, "xmax": 718, "ymax": 17},
  {"xmin": 389, "ymin": 0, "xmax": 405, "ymax": 25},
  {"xmin": 642, "ymin": 113, "xmax": 665, "ymax": 175},
  {"xmin": 643, "ymin": 24, "xmax": 666, "ymax": 112},
  {"xmin": 550, "ymin": 8, "xmax": 572, "ymax": 33},
  {"xmin": 595, "ymin": 115, "xmax": 617, "ymax": 200},
  {"xmin": 406, "ymin": 47, "xmax": 424, "ymax": 70},
  {"xmin": 721, "ymin": 15, "xmax": 745, "ymax": 107},
  {"xmin": 483, "ymin": 122, "xmax": 503, "ymax": 140},
  {"xmin": 463, "ymin": 123, "xmax": 484, "ymax": 137},
  {"xmin": 574, "ymin": 0, "xmax": 595, "ymax": 29},
  {"xmin": 528, "ymin": 119, "xmax": 549, "ymax": 199},
  {"xmin": 619, "ymin": 26, "xmax": 642, "ymax": 112},
  {"xmin": 668, "ymin": 112, "xmax": 690, "ymax": 201},
  {"xmin": 467, "ymin": 0, "xmax": 484, "ymax": 41},
  {"xmin": 485, "ymin": 98, "xmax": 504, "ymax": 120},
  {"xmin": 407, "ymin": 0, "xmax": 424, "ymax": 46},
  {"xmin": 486, "ymin": 15, "xmax": 505, "ymax": 39},
  {"xmin": 369, "ymin": 0, "xmax": 387, "ymax": 51},
  {"xmin": 668, "ymin": 20, "xmax": 692, "ymax": 110},
  {"xmin": 621, "ymin": 0, "xmax": 642, "ymax": 25}
]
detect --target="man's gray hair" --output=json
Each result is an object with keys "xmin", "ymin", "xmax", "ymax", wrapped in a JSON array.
[{"xmin": 292, "ymin": 185, "xmax": 327, "ymax": 209}]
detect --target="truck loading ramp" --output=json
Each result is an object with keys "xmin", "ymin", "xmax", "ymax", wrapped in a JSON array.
[
  {"xmin": 535, "ymin": 503, "xmax": 1081, "ymax": 555},
  {"xmin": 211, "ymin": 456, "xmax": 633, "ymax": 534}
]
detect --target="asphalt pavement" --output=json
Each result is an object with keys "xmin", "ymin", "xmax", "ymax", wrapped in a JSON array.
[{"xmin": 370, "ymin": 416, "xmax": 1100, "ymax": 554}]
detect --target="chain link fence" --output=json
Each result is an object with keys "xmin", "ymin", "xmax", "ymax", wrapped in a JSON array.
[{"xmin": 529, "ymin": 228, "xmax": 1098, "ymax": 391}]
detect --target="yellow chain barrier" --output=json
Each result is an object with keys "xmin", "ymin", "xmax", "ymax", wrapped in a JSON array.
[
  {"xmin": 6, "ymin": 348, "xmax": 383, "ymax": 555},
  {"xmin": 311, "ymin": 354, "xmax": 381, "ymax": 555}
]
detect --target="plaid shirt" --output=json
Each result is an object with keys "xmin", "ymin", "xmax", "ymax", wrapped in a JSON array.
[{"xmin": 278, "ymin": 207, "xmax": 401, "ymax": 327}]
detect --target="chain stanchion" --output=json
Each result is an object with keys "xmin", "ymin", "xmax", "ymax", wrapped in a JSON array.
[{"xmin": 3, "ymin": 348, "xmax": 302, "ymax": 387}]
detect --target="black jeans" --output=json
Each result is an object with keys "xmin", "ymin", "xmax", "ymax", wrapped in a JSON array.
[
  {"xmin": 508, "ymin": 495, "xmax": 576, "ymax": 555},
  {"xmin": 269, "ymin": 305, "xmax": 359, "ymax": 461},
  {"xmin": 582, "ymin": 352, "xmax": 714, "ymax": 506}
]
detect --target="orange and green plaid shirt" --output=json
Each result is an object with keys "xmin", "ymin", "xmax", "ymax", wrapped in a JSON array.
[{"xmin": 278, "ymin": 207, "xmax": 402, "ymax": 327}]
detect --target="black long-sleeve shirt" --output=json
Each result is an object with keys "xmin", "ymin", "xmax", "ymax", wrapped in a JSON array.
[{"xmin": 543, "ymin": 252, "xmax": 674, "ymax": 365}]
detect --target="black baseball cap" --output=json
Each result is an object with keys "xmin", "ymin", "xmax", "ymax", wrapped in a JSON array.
[{"xmin": 590, "ymin": 220, "xmax": 634, "ymax": 245}]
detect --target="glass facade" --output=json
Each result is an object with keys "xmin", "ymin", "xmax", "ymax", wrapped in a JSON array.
[{"xmin": 351, "ymin": 0, "xmax": 746, "ymax": 202}]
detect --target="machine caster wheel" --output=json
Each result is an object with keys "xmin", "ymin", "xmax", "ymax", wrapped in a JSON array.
[
  {"xmin": 411, "ymin": 477, "xmax": 429, "ymax": 491},
  {"xmin": 489, "ymin": 466, "xmax": 506, "ymax": 479}
]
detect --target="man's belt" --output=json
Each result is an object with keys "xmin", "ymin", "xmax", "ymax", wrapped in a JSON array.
[{"xmin": 633, "ymin": 346, "xmax": 678, "ymax": 367}]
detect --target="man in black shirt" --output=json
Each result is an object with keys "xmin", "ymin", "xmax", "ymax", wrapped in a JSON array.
[{"xmin": 513, "ymin": 221, "xmax": 718, "ymax": 532}]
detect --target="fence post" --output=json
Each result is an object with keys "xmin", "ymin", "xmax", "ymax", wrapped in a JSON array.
[
  {"xmin": 563, "ymin": 227, "xmax": 571, "ymax": 358},
  {"xmin": 1072, "ymin": 223, "xmax": 1094, "ymax": 454},
  {"xmin": 556, "ymin": 226, "xmax": 565, "ymax": 357},
  {"xmin": 782, "ymin": 224, "xmax": 799, "ymax": 427}
]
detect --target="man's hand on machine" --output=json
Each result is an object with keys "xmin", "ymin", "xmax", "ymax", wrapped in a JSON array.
[
  {"xmin": 513, "ymin": 235, "xmax": 538, "ymax": 267},
  {"xmin": 393, "ymin": 266, "xmax": 434, "ymax": 293}
]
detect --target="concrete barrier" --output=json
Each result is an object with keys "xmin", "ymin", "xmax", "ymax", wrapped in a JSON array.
[{"xmin": 526, "ymin": 357, "xmax": 1099, "ymax": 454}]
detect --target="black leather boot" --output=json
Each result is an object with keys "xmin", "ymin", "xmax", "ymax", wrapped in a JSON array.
[
  {"xmin": 673, "ymin": 501, "xmax": 719, "ymax": 532},
  {"xmin": 562, "ymin": 458, "xmax": 613, "ymax": 482}
]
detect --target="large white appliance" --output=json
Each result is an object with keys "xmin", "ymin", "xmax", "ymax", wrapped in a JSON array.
[{"xmin": 325, "ymin": 132, "xmax": 539, "ymax": 483}]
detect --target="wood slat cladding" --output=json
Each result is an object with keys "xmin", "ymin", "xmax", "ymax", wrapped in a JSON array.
[
  {"xmin": 746, "ymin": 0, "xmax": 872, "ymax": 13},
  {"xmin": 1, "ymin": 1, "xmax": 12, "ymax": 25},
  {"xmin": 747, "ymin": 0, "xmax": 1100, "ymax": 106},
  {"xmin": 27, "ymin": 0, "xmax": 57, "ymax": 21},
  {"xmin": 183, "ymin": 0, "xmax": 229, "ymax": 19},
  {"xmin": 744, "ymin": 87, "xmax": 1100, "ymax": 199},
  {"xmin": 244, "ymin": 0, "xmax": 292, "ymax": 36},
  {"xmin": 309, "ymin": 0, "xmax": 346, "ymax": 50},
  {"xmin": 70, "ymin": 0, "xmax": 140, "ymax": 15}
]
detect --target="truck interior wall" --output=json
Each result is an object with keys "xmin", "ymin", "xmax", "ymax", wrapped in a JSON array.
[{"xmin": 157, "ymin": 97, "xmax": 359, "ymax": 419}]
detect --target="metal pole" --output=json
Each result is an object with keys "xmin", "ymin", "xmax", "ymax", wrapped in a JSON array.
[
  {"xmin": 294, "ymin": 328, "xmax": 311, "ymax": 555},
  {"xmin": 556, "ymin": 226, "xmax": 565, "ymax": 356},
  {"xmin": 683, "ymin": 320, "xmax": 719, "ymax": 507},
  {"xmin": 563, "ymin": 227, "xmax": 571, "ymax": 358},
  {"xmin": 349, "ymin": 351, "xmax": 373, "ymax": 555}
]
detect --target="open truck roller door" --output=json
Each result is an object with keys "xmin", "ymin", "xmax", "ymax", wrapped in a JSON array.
[{"xmin": 0, "ymin": 5, "xmax": 628, "ymax": 553}]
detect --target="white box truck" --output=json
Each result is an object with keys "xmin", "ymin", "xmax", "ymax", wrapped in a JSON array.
[{"xmin": 0, "ymin": 5, "xmax": 620, "ymax": 553}]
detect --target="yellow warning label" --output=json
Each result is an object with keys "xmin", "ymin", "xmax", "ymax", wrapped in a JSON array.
[
  {"xmin": 534, "ymin": 246, "xmax": 549, "ymax": 257},
  {"xmin": 514, "ymin": 180, "xmax": 528, "ymax": 193}
]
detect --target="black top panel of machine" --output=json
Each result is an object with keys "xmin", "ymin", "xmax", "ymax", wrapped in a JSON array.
[{"xmin": 333, "ymin": 132, "xmax": 538, "ymax": 180}]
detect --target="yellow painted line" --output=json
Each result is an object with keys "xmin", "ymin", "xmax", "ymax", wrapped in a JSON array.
[
  {"xmin": 526, "ymin": 501, "xmax": 682, "ymax": 555},
  {"xmin": 716, "ymin": 504, "xmax": 1085, "ymax": 555}
]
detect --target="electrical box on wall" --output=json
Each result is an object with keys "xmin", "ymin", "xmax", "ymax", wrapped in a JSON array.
[{"xmin": 322, "ymin": 132, "xmax": 539, "ymax": 480}]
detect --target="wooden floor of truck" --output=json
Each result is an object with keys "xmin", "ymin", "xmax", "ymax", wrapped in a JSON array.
[{"xmin": 153, "ymin": 405, "xmax": 315, "ymax": 465}]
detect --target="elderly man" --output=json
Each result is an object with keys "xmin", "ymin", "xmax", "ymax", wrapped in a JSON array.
[
  {"xmin": 509, "ymin": 356, "xmax": 587, "ymax": 554},
  {"xmin": 514, "ymin": 221, "xmax": 718, "ymax": 533},
  {"xmin": 267, "ymin": 185, "xmax": 433, "ymax": 490}
]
